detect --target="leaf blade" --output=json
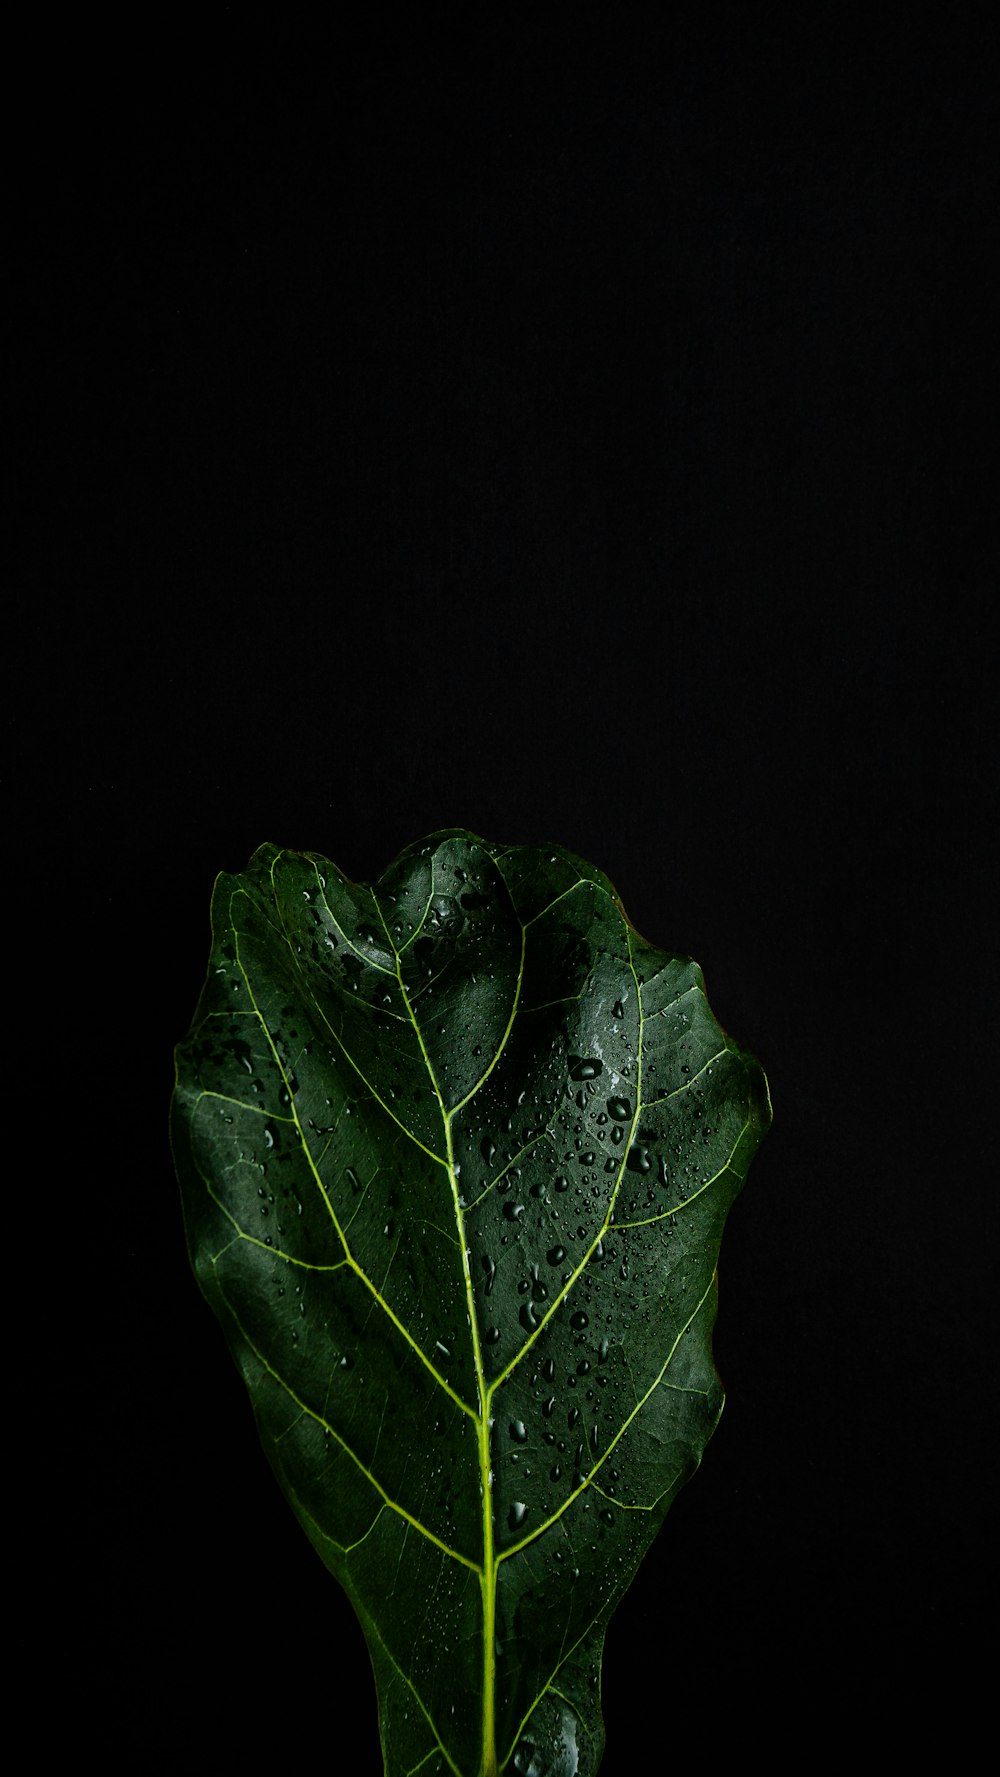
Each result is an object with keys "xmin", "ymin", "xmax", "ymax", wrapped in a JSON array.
[{"xmin": 172, "ymin": 832, "xmax": 770, "ymax": 1775}]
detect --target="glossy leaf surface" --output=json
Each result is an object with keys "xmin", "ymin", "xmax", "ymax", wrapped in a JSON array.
[{"xmin": 172, "ymin": 832, "xmax": 770, "ymax": 1775}]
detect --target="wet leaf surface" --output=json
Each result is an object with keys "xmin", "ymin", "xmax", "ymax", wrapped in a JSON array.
[{"xmin": 172, "ymin": 831, "xmax": 770, "ymax": 1775}]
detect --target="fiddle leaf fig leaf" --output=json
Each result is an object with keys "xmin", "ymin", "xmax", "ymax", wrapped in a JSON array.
[{"xmin": 172, "ymin": 831, "xmax": 770, "ymax": 1776}]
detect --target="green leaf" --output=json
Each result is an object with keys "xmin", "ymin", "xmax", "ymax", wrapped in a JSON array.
[{"xmin": 172, "ymin": 831, "xmax": 770, "ymax": 1776}]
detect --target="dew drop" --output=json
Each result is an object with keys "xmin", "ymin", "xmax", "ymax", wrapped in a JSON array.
[
  {"xmin": 509, "ymin": 1421, "xmax": 528, "ymax": 1444},
  {"xmin": 570, "ymin": 1057, "xmax": 604, "ymax": 1081},
  {"xmin": 508, "ymin": 1502, "xmax": 528, "ymax": 1530}
]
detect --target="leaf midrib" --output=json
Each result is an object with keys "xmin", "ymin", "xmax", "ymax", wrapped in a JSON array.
[{"xmin": 372, "ymin": 867, "xmax": 509, "ymax": 1777}]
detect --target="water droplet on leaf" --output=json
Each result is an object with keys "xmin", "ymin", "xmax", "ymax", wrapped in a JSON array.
[{"xmin": 570, "ymin": 1057, "xmax": 604, "ymax": 1081}]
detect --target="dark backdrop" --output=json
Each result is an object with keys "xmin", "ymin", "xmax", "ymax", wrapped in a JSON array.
[{"xmin": 27, "ymin": 16, "xmax": 994, "ymax": 1770}]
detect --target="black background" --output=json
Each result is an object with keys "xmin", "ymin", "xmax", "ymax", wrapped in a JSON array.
[{"xmin": 26, "ymin": 15, "xmax": 994, "ymax": 1769}]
